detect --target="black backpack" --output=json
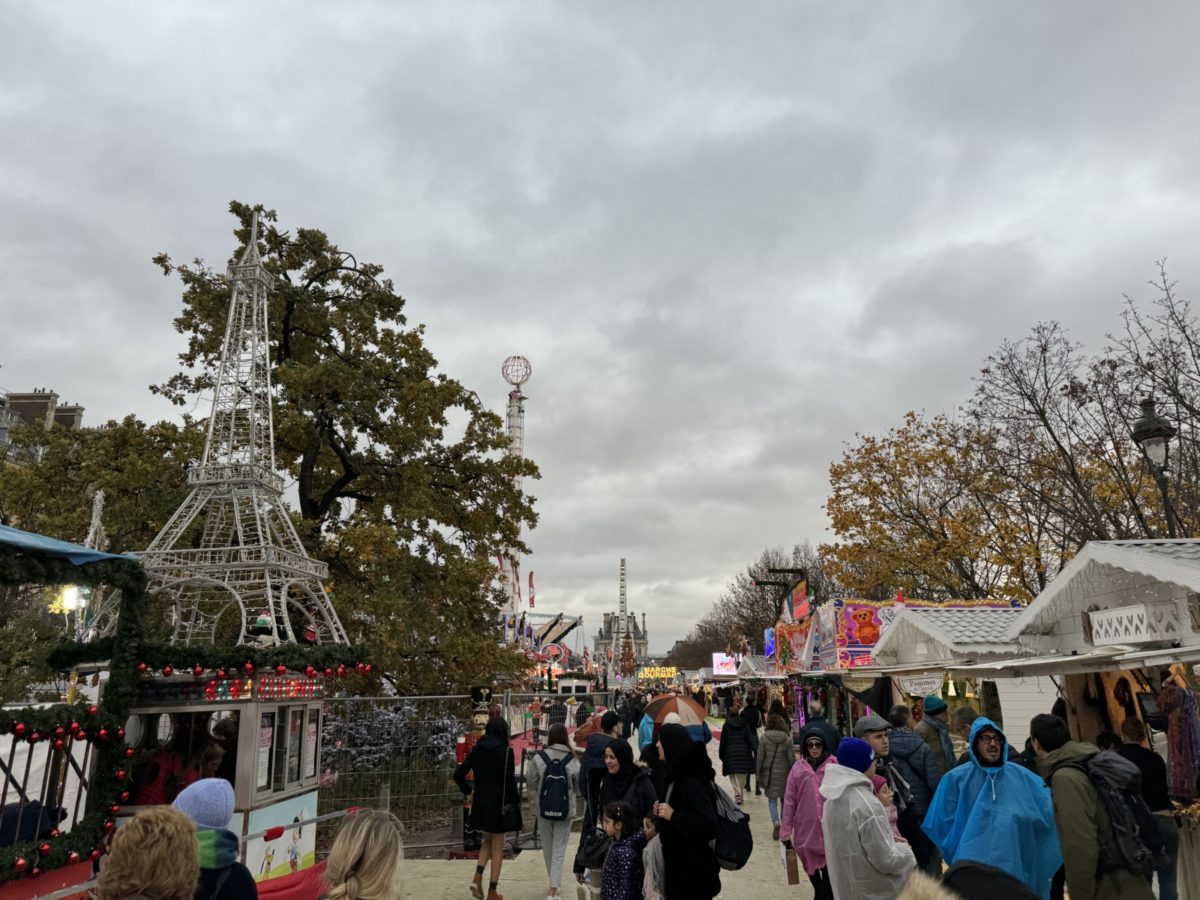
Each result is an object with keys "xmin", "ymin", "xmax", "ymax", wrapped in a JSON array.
[
  {"xmin": 537, "ymin": 750, "xmax": 571, "ymax": 821},
  {"xmin": 708, "ymin": 783, "xmax": 754, "ymax": 870},
  {"xmin": 1060, "ymin": 750, "xmax": 1167, "ymax": 879}
]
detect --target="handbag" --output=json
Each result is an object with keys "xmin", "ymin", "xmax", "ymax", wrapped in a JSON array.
[
  {"xmin": 499, "ymin": 747, "xmax": 523, "ymax": 833},
  {"xmin": 577, "ymin": 775, "xmax": 639, "ymax": 869}
]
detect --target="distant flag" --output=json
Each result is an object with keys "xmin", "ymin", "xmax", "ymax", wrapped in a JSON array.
[
  {"xmin": 529, "ymin": 571, "xmax": 536, "ymax": 608},
  {"xmin": 512, "ymin": 560, "xmax": 522, "ymax": 605}
]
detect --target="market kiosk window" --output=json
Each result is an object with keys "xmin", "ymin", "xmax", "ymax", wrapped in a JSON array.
[
  {"xmin": 256, "ymin": 702, "xmax": 322, "ymax": 800},
  {"xmin": 126, "ymin": 708, "xmax": 240, "ymax": 806}
]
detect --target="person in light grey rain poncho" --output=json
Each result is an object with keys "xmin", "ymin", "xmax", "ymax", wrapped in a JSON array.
[{"xmin": 820, "ymin": 737, "xmax": 916, "ymax": 900}]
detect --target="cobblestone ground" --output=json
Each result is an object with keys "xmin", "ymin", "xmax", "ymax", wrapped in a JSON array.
[{"xmin": 402, "ymin": 734, "xmax": 814, "ymax": 899}]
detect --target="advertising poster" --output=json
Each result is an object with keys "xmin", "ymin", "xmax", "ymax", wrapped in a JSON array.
[
  {"xmin": 775, "ymin": 620, "xmax": 812, "ymax": 672},
  {"xmin": 711, "ymin": 653, "xmax": 738, "ymax": 676},
  {"xmin": 244, "ymin": 790, "xmax": 318, "ymax": 881}
]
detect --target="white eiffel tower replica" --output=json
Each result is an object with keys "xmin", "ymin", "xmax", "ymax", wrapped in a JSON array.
[{"xmin": 136, "ymin": 213, "xmax": 348, "ymax": 647}]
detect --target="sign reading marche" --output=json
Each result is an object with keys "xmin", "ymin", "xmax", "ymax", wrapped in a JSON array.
[{"xmin": 639, "ymin": 666, "xmax": 679, "ymax": 680}]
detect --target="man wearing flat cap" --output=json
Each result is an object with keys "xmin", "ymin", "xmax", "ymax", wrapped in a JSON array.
[{"xmin": 854, "ymin": 713, "xmax": 940, "ymax": 875}]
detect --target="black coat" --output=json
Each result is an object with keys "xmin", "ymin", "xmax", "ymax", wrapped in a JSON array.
[
  {"xmin": 719, "ymin": 715, "xmax": 757, "ymax": 776},
  {"xmin": 196, "ymin": 862, "xmax": 257, "ymax": 900},
  {"xmin": 660, "ymin": 741, "xmax": 720, "ymax": 900},
  {"xmin": 453, "ymin": 736, "xmax": 518, "ymax": 833}
]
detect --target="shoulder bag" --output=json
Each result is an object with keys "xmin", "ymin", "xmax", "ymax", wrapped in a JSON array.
[{"xmin": 499, "ymin": 746, "xmax": 523, "ymax": 833}]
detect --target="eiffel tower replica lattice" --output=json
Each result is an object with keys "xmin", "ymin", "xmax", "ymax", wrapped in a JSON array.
[{"xmin": 133, "ymin": 213, "xmax": 348, "ymax": 647}]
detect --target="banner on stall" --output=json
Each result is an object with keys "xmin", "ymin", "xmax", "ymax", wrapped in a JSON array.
[{"xmin": 898, "ymin": 674, "xmax": 944, "ymax": 696}]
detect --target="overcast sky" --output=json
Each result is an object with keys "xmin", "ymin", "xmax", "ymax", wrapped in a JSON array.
[{"xmin": 3, "ymin": 3, "xmax": 1199, "ymax": 653}]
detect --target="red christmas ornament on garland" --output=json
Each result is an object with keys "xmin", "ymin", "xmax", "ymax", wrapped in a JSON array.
[
  {"xmin": 275, "ymin": 664, "xmax": 287, "ymax": 675},
  {"xmin": 13, "ymin": 723, "xmax": 25, "ymax": 738},
  {"xmin": 37, "ymin": 843, "xmax": 50, "ymax": 856},
  {"xmin": 67, "ymin": 852, "xmax": 79, "ymax": 864},
  {"xmin": 13, "ymin": 858, "xmax": 27, "ymax": 873},
  {"xmin": 137, "ymin": 662, "xmax": 148, "ymax": 674},
  {"xmin": 53, "ymin": 726, "xmax": 65, "ymax": 738},
  {"xmin": 75, "ymin": 730, "xmax": 87, "ymax": 741},
  {"xmin": 119, "ymin": 791, "xmax": 130, "ymax": 802},
  {"xmin": 30, "ymin": 867, "xmax": 41, "ymax": 878},
  {"xmin": 97, "ymin": 728, "xmax": 109, "ymax": 741},
  {"xmin": 103, "ymin": 820, "xmax": 114, "ymax": 833},
  {"xmin": 216, "ymin": 668, "xmax": 227, "ymax": 679},
  {"xmin": 124, "ymin": 747, "xmax": 135, "ymax": 758},
  {"xmin": 89, "ymin": 849, "xmax": 101, "ymax": 861},
  {"xmin": 87, "ymin": 705, "xmax": 98, "ymax": 717},
  {"xmin": 69, "ymin": 721, "xmax": 80, "ymax": 734},
  {"xmin": 28, "ymin": 732, "xmax": 41, "ymax": 744},
  {"xmin": 162, "ymin": 665, "xmax": 174, "ymax": 677},
  {"xmin": 116, "ymin": 727, "xmax": 125, "ymax": 739},
  {"xmin": 243, "ymin": 662, "xmax": 254, "ymax": 674},
  {"xmin": 193, "ymin": 664, "xmax": 204, "ymax": 677},
  {"xmin": 115, "ymin": 768, "xmax": 127, "ymax": 781}
]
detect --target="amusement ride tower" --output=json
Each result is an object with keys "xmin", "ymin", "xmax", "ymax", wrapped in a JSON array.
[
  {"xmin": 499, "ymin": 356, "xmax": 531, "ymax": 643},
  {"xmin": 134, "ymin": 213, "xmax": 347, "ymax": 647}
]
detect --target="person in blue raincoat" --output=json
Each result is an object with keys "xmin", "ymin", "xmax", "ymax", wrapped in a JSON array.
[
  {"xmin": 637, "ymin": 711, "xmax": 712, "ymax": 752},
  {"xmin": 922, "ymin": 717, "xmax": 1062, "ymax": 900}
]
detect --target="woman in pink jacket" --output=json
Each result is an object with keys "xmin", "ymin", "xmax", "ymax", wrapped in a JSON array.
[{"xmin": 781, "ymin": 720, "xmax": 839, "ymax": 900}]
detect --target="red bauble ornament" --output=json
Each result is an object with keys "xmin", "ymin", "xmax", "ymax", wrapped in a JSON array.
[
  {"xmin": 53, "ymin": 726, "xmax": 65, "ymax": 738},
  {"xmin": 124, "ymin": 747, "xmax": 135, "ymax": 758},
  {"xmin": 87, "ymin": 705, "xmax": 99, "ymax": 717},
  {"xmin": 69, "ymin": 721, "xmax": 80, "ymax": 734},
  {"xmin": 276, "ymin": 664, "xmax": 287, "ymax": 675},
  {"xmin": 137, "ymin": 662, "xmax": 148, "ymax": 674},
  {"xmin": 193, "ymin": 664, "xmax": 204, "ymax": 677},
  {"xmin": 115, "ymin": 768, "xmax": 127, "ymax": 780},
  {"xmin": 337, "ymin": 665, "xmax": 347, "ymax": 676},
  {"xmin": 103, "ymin": 820, "xmax": 115, "ymax": 833},
  {"xmin": 116, "ymin": 727, "xmax": 125, "ymax": 739},
  {"xmin": 162, "ymin": 665, "xmax": 174, "ymax": 677},
  {"xmin": 243, "ymin": 662, "xmax": 255, "ymax": 674},
  {"xmin": 30, "ymin": 867, "xmax": 41, "ymax": 878},
  {"xmin": 356, "ymin": 662, "xmax": 366, "ymax": 674},
  {"xmin": 13, "ymin": 858, "xmax": 27, "ymax": 872},
  {"xmin": 364, "ymin": 663, "xmax": 373, "ymax": 674},
  {"xmin": 49, "ymin": 829, "xmax": 59, "ymax": 838},
  {"xmin": 37, "ymin": 843, "xmax": 50, "ymax": 856},
  {"xmin": 13, "ymin": 723, "xmax": 26, "ymax": 738},
  {"xmin": 28, "ymin": 731, "xmax": 41, "ymax": 744},
  {"xmin": 97, "ymin": 728, "xmax": 109, "ymax": 740},
  {"xmin": 52, "ymin": 738, "xmax": 65, "ymax": 750},
  {"xmin": 305, "ymin": 665, "xmax": 316, "ymax": 677},
  {"xmin": 67, "ymin": 851, "xmax": 79, "ymax": 864},
  {"xmin": 119, "ymin": 791, "xmax": 130, "ymax": 802},
  {"xmin": 75, "ymin": 730, "xmax": 87, "ymax": 741},
  {"xmin": 110, "ymin": 804, "xmax": 121, "ymax": 816},
  {"xmin": 89, "ymin": 849, "xmax": 101, "ymax": 861},
  {"xmin": 216, "ymin": 667, "xmax": 227, "ymax": 678},
  {"xmin": 324, "ymin": 667, "xmax": 333, "ymax": 677}
]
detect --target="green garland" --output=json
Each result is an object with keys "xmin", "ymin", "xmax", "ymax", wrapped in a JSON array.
[
  {"xmin": 0, "ymin": 551, "xmax": 145, "ymax": 884},
  {"xmin": 48, "ymin": 639, "xmax": 371, "ymax": 675}
]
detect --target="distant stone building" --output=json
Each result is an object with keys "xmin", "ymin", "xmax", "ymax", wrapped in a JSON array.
[
  {"xmin": 1, "ymin": 388, "xmax": 85, "ymax": 464},
  {"xmin": 593, "ymin": 611, "xmax": 651, "ymax": 664}
]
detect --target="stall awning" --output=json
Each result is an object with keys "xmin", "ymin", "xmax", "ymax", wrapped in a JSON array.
[{"xmin": 948, "ymin": 644, "xmax": 1200, "ymax": 677}]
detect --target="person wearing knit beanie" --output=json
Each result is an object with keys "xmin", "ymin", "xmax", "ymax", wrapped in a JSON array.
[
  {"xmin": 173, "ymin": 778, "xmax": 258, "ymax": 900},
  {"xmin": 915, "ymin": 696, "xmax": 954, "ymax": 776},
  {"xmin": 819, "ymin": 740, "xmax": 915, "ymax": 898}
]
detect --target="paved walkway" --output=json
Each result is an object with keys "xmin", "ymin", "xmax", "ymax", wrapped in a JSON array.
[{"xmin": 403, "ymin": 736, "xmax": 814, "ymax": 899}]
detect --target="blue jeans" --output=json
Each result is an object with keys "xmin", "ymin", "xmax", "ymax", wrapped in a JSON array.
[
  {"xmin": 1155, "ymin": 812, "xmax": 1179, "ymax": 900},
  {"xmin": 767, "ymin": 796, "xmax": 780, "ymax": 825}
]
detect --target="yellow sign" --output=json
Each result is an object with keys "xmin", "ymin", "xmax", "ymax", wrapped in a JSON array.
[{"xmin": 639, "ymin": 666, "xmax": 679, "ymax": 680}]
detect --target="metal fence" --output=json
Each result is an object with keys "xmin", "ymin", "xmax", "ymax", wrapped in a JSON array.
[{"xmin": 316, "ymin": 692, "xmax": 607, "ymax": 854}]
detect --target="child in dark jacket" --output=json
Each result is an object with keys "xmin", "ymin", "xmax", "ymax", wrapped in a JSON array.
[
  {"xmin": 173, "ymin": 778, "xmax": 258, "ymax": 900},
  {"xmin": 601, "ymin": 801, "xmax": 646, "ymax": 900}
]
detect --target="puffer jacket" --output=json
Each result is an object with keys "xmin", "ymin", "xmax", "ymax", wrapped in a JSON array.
[
  {"xmin": 1041, "ymin": 741, "xmax": 1156, "ymax": 900},
  {"xmin": 755, "ymin": 728, "xmax": 795, "ymax": 799},
  {"xmin": 888, "ymin": 727, "xmax": 941, "ymax": 816},
  {"xmin": 718, "ymin": 714, "xmax": 757, "ymax": 776},
  {"xmin": 820, "ymin": 762, "xmax": 916, "ymax": 900},
  {"xmin": 526, "ymin": 743, "xmax": 581, "ymax": 821}
]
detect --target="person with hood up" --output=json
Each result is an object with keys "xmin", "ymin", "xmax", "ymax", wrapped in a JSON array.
[
  {"xmin": 922, "ymin": 718, "xmax": 1062, "ymax": 900},
  {"xmin": 579, "ymin": 711, "xmax": 620, "ymax": 799},
  {"xmin": 576, "ymin": 739, "xmax": 658, "ymax": 890},
  {"xmin": 718, "ymin": 699, "xmax": 757, "ymax": 805},
  {"xmin": 781, "ymin": 719, "xmax": 839, "ymax": 900},
  {"xmin": 914, "ymin": 695, "xmax": 955, "ymax": 774},
  {"xmin": 172, "ymin": 778, "xmax": 258, "ymax": 900},
  {"xmin": 756, "ymin": 713, "xmax": 795, "ymax": 840},
  {"xmin": 820, "ymin": 737, "xmax": 916, "ymax": 899},
  {"xmin": 1031, "ymin": 713, "xmax": 1156, "ymax": 900},
  {"xmin": 652, "ymin": 723, "xmax": 721, "ymax": 900}
]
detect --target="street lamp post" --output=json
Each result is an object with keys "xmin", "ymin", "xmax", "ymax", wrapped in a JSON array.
[{"xmin": 1132, "ymin": 397, "xmax": 1181, "ymax": 538}]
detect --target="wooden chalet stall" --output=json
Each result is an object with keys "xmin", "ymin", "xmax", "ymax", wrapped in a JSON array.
[{"xmin": 871, "ymin": 605, "xmax": 1056, "ymax": 750}]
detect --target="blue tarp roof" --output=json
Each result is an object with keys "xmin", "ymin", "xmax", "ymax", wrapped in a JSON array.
[{"xmin": 0, "ymin": 523, "xmax": 138, "ymax": 567}]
